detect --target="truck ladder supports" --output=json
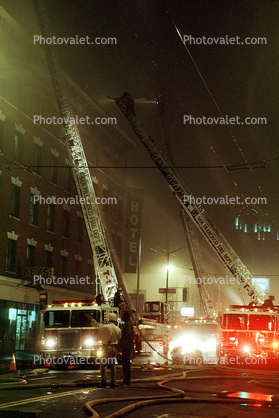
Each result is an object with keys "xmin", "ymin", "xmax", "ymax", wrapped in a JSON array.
[{"xmin": 115, "ymin": 94, "xmax": 266, "ymax": 305}]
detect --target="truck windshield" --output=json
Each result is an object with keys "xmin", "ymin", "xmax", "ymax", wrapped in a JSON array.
[
  {"xmin": 44, "ymin": 310, "xmax": 70, "ymax": 328},
  {"xmin": 71, "ymin": 310, "xmax": 100, "ymax": 327},
  {"xmin": 145, "ymin": 302, "xmax": 160, "ymax": 313},
  {"xmin": 225, "ymin": 314, "xmax": 248, "ymax": 330},
  {"xmin": 249, "ymin": 315, "xmax": 275, "ymax": 331}
]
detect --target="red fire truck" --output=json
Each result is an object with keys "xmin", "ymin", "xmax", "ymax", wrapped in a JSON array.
[
  {"xmin": 218, "ymin": 305, "xmax": 279, "ymax": 363},
  {"xmin": 40, "ymin": 300, "xmax": 119, "ymax": 367}
]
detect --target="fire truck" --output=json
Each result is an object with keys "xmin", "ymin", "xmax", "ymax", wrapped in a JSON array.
[
  {"xmin": 170, "ymin": 318, "xmax": 220, "ymax": 363},
  {"xmin": 34, "ymin": 2, "xmax": 173, "ymax": 364},
  {"xmin": 218, "ymin": 305, "xmax": 279, "ymax": 362},
  {"xmin": 34, "ymin": 0, "xmax": 269, "ymax": 362},
  {"xmin": 40, "ymin": 300, "xmax": 119, "ymax": 367},
  {"xmin": 135, "ymin": 301, "xmax": 169, "ymax": 355}
]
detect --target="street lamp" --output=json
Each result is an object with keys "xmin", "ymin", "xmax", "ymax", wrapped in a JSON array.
[{"xmin": 165, "ymin": 246, "xmax": 187, "ymax": 305}]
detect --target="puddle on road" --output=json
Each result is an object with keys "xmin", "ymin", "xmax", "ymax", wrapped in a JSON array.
[{"xmin": 226, "ymin": 391, "xmax": 272, "ymax": 401}]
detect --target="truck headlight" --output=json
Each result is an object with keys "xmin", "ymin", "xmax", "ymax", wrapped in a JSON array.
[
  {"xmin": 84, "ymin": 336, "xmax": 94, "ymax": 347},
  {"xmin": 45, "ymin": 337, "xmax": 56, "ymax": 348}
]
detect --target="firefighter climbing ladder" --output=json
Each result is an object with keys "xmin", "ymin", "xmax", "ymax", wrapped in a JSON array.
[
  {"xmin": 181, "ymin": 209, "xmax": 216, "ymax": 318},
  {"xmin": 34, "ymin": 0, "xmax": 126, "ymax": 304},
  {"xmin": 115, "ymin": 94, "xmax": 267, "ymax": 305}
]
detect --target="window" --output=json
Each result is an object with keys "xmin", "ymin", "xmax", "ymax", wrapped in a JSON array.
[
  {"xmin": 75, "ymin": 260, "xmax": 81, "ymax": 277},
  {"xmin": 76, "ymin": 217, "xmax": 83, "ymax": 243},
  {"xmin": 44, "ymin": 250, "xmax": 53, "ymax": 268},
  {"xmin": 6, "ymin": 239, "xmax": 17, "ymax": 272},
  {"xmin": 50, "ymin": 155, "xmax": 58, "ymax": 184},
  {"xmin": 63, "ymin": 210, "xmax": 70, "ymax": 238},
  {"xmin": 26, "ymin": 245, "xmax": 35, "ymax": 267},
  {"xmin": 249, "ymin": 315, "xmax": 275, "ymax": 331},
  {"xmin": 44, "ymin": 310, "xmax": 70, "ymax": 328},
  {"xmin": 71, "ymin": 310, "xmax": 100, "ymax": 327},
  {"xmin": 46, "ymin": 204, "xmax": 55, "ymax": 232},
  {"xmin": 10, "ymin": 185, "xmax": 20, "ymax": 218},
  {"xmin": 29, "ymin": 194, "xmax": 38, "ymax": 225},
  {"xmin": 60, "ymin": 256, "xmax": 67, "ymax": 277},
  {"xmin": 33, "ymin": 144, "xmax": 42, "ymax": 175},
  {"xmin": 65, "ymin": 168, "xmax": 72, "ymax": 192},
  {"xmin": 225, "ymin": 314, "xmax": 248, "ymax": 330},
  {"xmin": 14, "ymin": 133, "xmax": 24, "ymax": 163}
]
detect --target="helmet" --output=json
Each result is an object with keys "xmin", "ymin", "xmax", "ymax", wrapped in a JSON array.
[{"xmin": 108, "ymin": 313, "xmax": 117, "ymax": 322}]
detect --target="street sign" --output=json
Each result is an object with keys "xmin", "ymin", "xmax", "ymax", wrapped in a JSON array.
[{"xmin": 159, "ymin": 288, "xmax": 176, "ymax": 294}]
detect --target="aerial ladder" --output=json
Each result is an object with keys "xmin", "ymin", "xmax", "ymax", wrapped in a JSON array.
[
  {"xmin": 34, "ymin": 1, "xmax": 132, "ymax": 308},
  {"xmin": 115, "ymin": 93, "xmax": 267, "ymax": 306},
  {"xmin": 181, "ymin": 209, "xmax": 216, "ymax": 318}
]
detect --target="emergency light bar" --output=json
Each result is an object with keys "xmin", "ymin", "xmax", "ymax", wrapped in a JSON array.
[{"xmin": 51, "ymin": 300, "xmax": 95, "ymax": 306}]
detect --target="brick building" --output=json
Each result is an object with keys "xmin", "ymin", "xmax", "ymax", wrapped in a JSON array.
[{"xmin": 0, "ymin": 6, "xmax": 136, "ymax": 356}]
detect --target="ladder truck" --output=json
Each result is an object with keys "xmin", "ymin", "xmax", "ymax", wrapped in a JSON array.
[
  {"xmin": 34, "ymin": 0, "xmax": 132, "ymax": 309},
  {"xmin": 115, "ymin": 93, "xmax": 267, "ymax": 307}
]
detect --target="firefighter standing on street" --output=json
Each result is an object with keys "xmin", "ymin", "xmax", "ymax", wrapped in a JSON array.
[
  {"xmin": 97, "ymin": 313, "xmax": 121, "ymax": 388},
  {"xmin": 118, "ymin": 311, "xmax": 134, "ymax": 387}
]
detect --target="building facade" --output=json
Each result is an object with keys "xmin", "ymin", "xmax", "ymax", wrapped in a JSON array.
[{"xmin": 0, "ymin": 6, "xmax": 136, "ymax": 356}]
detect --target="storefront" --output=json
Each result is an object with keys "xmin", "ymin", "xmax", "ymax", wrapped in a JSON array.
[{"xmin": 0, "ymin": 300, "xmax": 39, "ymax": 356}]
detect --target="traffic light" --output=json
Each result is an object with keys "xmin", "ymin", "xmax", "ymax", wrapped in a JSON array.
[{"xmin": 183, "ymin": 287, "xmax": 189, "ymax": 302}]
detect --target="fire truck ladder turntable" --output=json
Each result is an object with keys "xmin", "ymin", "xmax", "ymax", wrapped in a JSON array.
[
  {"xmin": 115, "ymin": 94, "xmax": 267, "ymax": 306},
  {"xmin": 181, "ymin": 209, "xmax": 216, "ymax": 318},
  {"xmin": 34, "ymin": 0, "xmax": 131, "ymax": 307}
]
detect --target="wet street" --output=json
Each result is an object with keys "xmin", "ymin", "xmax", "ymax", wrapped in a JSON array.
[{"xmin": 1, "ymin": 358, "xmax": 279, "ymax": 417}]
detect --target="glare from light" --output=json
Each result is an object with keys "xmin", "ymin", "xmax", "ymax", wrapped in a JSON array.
[
  {"xmin": 84, "ymin": 336, "xmax": 94, "ymax": 347},
  {"xmin": 45, "ymin": 338, "xmax": 56, "ymax": 348},
  {"xmin": 243, "ymin": 346, "xmax": 250, "ymax": 353},
  {"xmin": 167, "ymin": 264, "xmax": 173, "ymax": 271},
  {"xmin": 170, "ymin": 335, "xmax": 199, "ymax": 352}
]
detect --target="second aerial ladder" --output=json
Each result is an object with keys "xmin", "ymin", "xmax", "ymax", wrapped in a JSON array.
[{"xmin": 115, "ymin": 93, "xmax": 266, "ymax": 306}]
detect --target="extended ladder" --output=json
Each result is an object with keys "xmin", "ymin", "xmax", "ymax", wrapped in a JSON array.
[
  {"xmin": 115, "ymin": 93, "xmax": 266, "ymax": 305},
  {"xmin": 34, "ymin": 0, "xmax": 120, "ymax": 303},
  {"xmin": 181, "ymin": 209, "xmax": 216, "ymax": 318}
]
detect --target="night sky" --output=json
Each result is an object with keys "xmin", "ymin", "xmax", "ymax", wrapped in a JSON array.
[{"xmin": 3, "ymin": 0, "xmax": 279, "ymax": 297}]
